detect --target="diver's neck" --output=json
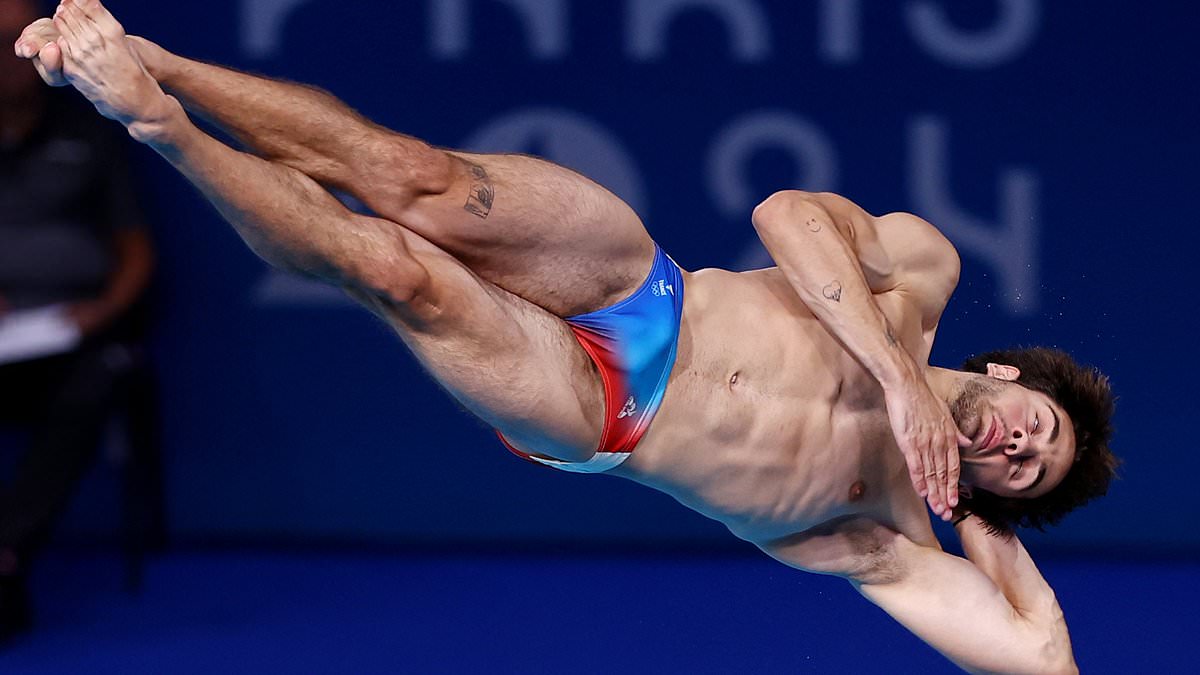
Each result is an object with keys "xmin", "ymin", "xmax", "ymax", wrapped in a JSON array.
[{"xmin": 924, "ymin": 366, "xmax": 971, "ymax": 406}]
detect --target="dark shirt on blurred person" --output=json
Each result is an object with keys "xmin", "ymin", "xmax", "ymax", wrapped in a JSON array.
[{"xmin": 0, "ymin": 89, "xmax": 151, "ymax": 320}]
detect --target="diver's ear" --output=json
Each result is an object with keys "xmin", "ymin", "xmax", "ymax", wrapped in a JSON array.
[{"xmin": 985, "ymin": 363, "xmax": 1021, "ymax": 381}]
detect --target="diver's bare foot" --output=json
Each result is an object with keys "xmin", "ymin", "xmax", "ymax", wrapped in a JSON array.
[
  {"xmin": 14, "ymin": 18, "xmax": 68, "ymax": 87},
  {"xmin": 53, "ymin": 0, "xmax": 179, "ymax": 141}
]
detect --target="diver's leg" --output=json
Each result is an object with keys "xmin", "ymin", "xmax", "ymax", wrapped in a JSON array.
[
  {"xmin": 126, "ymin": 35, "xmax": 654, "ymax": 317},
  {"xmin": 50, "ymin": 0, "xmax": 604, "ymax": 459}
]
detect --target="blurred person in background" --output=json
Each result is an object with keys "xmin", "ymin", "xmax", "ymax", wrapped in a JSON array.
[{"xmin": 0, "ymin": 0, "xmax": 153, "ymax": 642}]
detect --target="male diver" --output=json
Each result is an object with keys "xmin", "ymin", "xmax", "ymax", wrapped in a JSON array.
[{"xmin": 16, "ymin": 3, "xmax": 1117, "ymax": 672}]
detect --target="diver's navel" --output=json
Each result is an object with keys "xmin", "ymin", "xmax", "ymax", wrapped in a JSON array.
[{"xmin": 848, "ymin": 480, "xmax": 867, "ymax": 502}]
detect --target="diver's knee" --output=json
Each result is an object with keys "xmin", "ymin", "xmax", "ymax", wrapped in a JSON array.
[
  {"xmin": 354, "ymin": 133, "xmax": 458, "ymax": 212},
  {"xmin": 338, "ymin": 228, "xmax": 433, "ymax": 310}
]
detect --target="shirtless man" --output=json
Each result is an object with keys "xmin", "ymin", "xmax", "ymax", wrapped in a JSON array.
[{"xmin": 16, "ymin": 2, "xmax": 1117, "ymax": 672}]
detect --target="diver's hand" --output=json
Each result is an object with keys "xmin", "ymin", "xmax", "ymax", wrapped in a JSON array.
[
  {"xmin": 14, "ymin": 17, "xmax": 67, "ymax": 87},
  {"xmin": 884, "ymin": 379, "xmax": 971, "ymax": 521}
]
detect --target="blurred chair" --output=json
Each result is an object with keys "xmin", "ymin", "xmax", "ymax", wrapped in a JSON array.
[
  {"xmin": 101, "ymin": 341, "xmax": 168, "ymax": 592},
  {"xmin": 0, "ymin": 340, "xmax": 167, "ymax": 592}
]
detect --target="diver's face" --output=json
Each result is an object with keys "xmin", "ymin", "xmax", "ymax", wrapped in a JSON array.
[{"xmin": 950, "ymin": 367, "xmax": 1076, "ymax": 499}]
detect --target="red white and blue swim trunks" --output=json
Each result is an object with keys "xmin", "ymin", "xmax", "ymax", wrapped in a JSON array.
[{"xmin": 502, "ymin": 244, "xmax": 685, "ymax": 473}]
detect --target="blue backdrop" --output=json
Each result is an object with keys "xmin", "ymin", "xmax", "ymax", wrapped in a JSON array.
[{"xmin": 74, "ymin": 1, "xmax": 1197, "ymax": 553}]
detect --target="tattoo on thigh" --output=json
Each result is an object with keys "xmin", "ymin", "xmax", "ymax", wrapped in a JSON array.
[
  {"xmin": 463, "ymin": 162, "xmax": 495, "ymax": 219},
  {"xmin": 822, "ymin": 280, "xmax": 843, "ymax": 302}
]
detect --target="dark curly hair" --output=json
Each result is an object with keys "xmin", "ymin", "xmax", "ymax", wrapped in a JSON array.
[{"xmin": 959, "ymin": 347, "xmax": 1118, "ymax": 536}]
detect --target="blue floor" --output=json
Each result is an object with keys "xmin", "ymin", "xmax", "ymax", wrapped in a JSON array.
[{"xmin": 2, "ymin": 550, "xmax": 1197, "ymax": 674}]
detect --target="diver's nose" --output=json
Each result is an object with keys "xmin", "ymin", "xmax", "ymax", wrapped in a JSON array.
[{"xmin": 1004, "ymin": 427, "xmax": 1030, "ymax": 456}]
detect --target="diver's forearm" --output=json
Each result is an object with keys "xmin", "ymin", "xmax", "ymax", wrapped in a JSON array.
[
  {"xmin": 857, "ymin": 540, "xmax": 1077, "ymax": 675},
  {"xmin": 954, "ymin": 517, "xmax": 1077, "ymax": 674},
  {"xmin": 954, "ymin": 517, "xmax": 1067, "ymax": 619},
  {"xmin": 752, "ymin": 194, "xmax": 918, "ymax": 390}
]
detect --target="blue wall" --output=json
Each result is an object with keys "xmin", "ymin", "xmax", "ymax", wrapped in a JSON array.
[{"xmin": 89, "ymin": 1, "xmax": 1198, "ymax": 551}]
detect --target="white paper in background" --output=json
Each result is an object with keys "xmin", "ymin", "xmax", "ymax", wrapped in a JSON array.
[{"xmin": 0, "ymin": 304, "xmax": 82, "ymax": 366}]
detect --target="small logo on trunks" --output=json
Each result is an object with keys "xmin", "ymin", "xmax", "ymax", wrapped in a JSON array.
[
  {"xmin": 651, "ymin": 280, "xmax": 674, "ymax": 297},
  {"xmin": 617, "ymin": 395, "xmax": 638, "ymax": 419}
]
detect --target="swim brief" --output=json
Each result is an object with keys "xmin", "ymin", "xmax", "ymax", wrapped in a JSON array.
[{"xmin": 500, "ymin": 244, "xmax": 684, "ymax": 473}]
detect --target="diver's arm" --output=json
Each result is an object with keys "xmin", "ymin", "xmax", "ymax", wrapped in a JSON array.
[
  {"xmin": 855, "ymin": 531, "xmax": 1076, "ymax": 674},
  {"xmin": 764, "ymin": 519, "xmax": 1075, "ymax": 674},
  {"xmin": 751, "ymin": 190, "xmax": 965, "ymax": 517},
  {"xmin": 751, "ymin": 190, "xmax": 912, "ymax": 386},
  {"xmin": 952, "ymin": 515, "xmax": 1075, "ymax": 639}
]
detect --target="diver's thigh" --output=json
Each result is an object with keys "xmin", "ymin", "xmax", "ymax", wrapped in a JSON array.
[
  {"xmin": 365, "ymin": 241, "xmax": 605, "ymax": 462},
  {"xmin": 359, "ymin": 147, "xmax": 657, "ymax": 317}
]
